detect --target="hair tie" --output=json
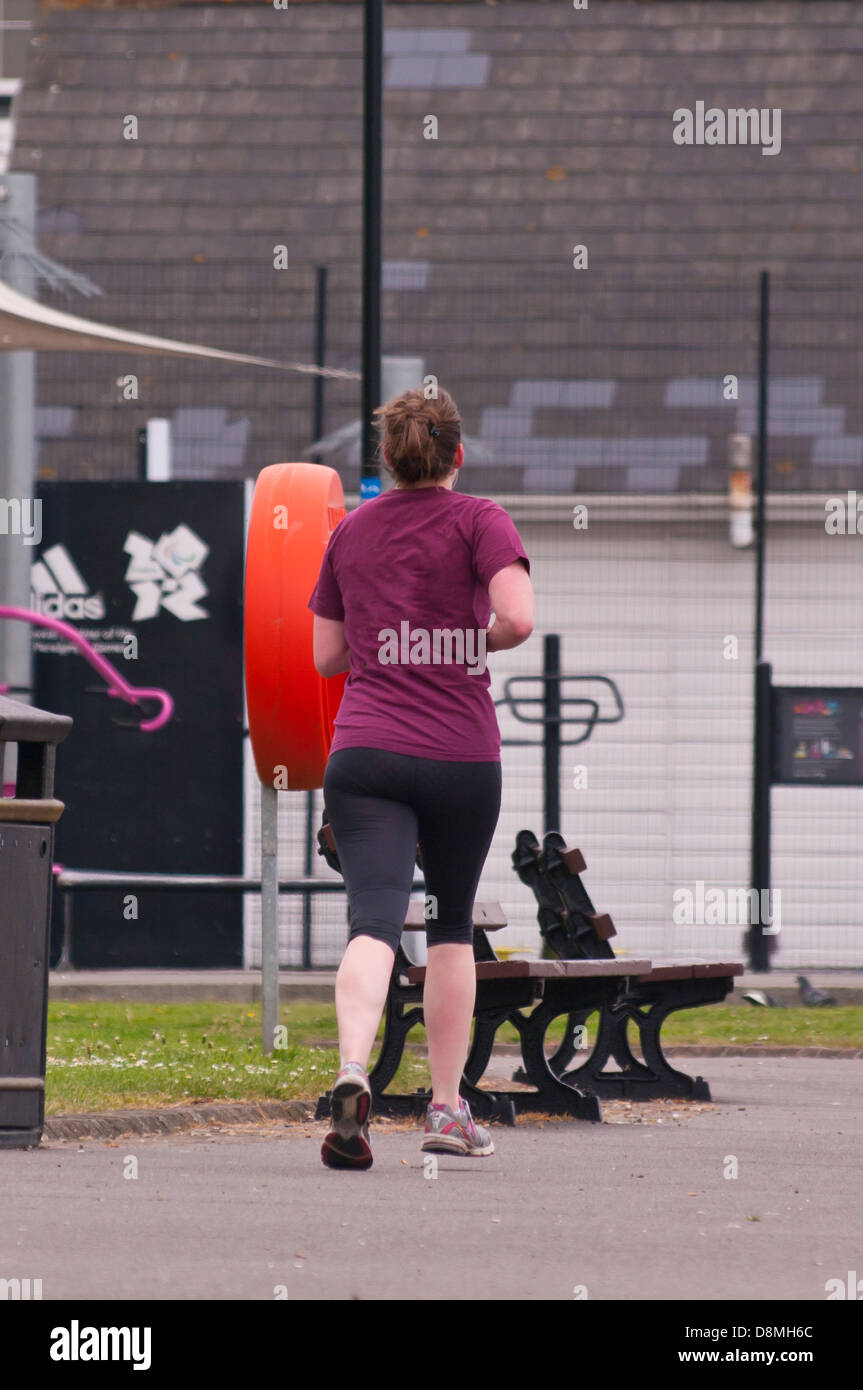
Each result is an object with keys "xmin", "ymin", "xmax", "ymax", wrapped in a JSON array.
[{"xmin": 429, "ymin": 423, "xmax": 440, "ymax": 438}]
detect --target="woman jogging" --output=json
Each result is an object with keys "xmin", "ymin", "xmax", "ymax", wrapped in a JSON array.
[{"xmin": 308, "ymin": 386, "xmax": 534, "ymax": 1170}]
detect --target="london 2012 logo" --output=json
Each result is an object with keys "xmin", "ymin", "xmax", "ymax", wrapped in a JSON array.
[{"xmin": 123, "ymin": 524, "xmax": 210, "ymax": 622}]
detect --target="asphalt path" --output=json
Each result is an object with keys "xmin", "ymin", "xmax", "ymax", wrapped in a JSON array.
[{"xmin": 1, "ymin": 1057, "xmax": 860, "ymax": 1301}]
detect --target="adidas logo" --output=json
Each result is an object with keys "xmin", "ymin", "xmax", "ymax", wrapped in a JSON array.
[{"xmin": 30, "ymin": 544, "xmax": 106, "ymax": 621}]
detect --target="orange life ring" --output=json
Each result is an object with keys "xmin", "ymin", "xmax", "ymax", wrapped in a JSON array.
[{"xmin": 244, "ymin": 463, "xmax": 347, "ymax": 790}]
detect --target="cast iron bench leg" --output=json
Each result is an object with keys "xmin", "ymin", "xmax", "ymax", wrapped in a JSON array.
[
  {"xmin": 513, "ymin": 999, "xmax": 602, "ymax": 1120},
  {"xmin": 559, "ymin": 1001, "xmax": 660, "ymax": 1099},
  {"xmin": 369, "ymin": 991, "xmax": 425, "ymax": 1097},
  {"xmin": 457, "ymin": 1075, "xmax": 517, "ymax": 1125},
  {"xmin": 561, "ymin": 992, "xmax": 713, "ymax": 1100},
  {"xmin": 463, "ymin": 1010, "xmax": 506, "ymax": 1086},
  {"xmin": 512, "ymin": 1007, "xmax": 591, "ymax": 1083},
  {"xmin": 633, "ymin": 999, "xmax": 711, "ymax": 1100}
]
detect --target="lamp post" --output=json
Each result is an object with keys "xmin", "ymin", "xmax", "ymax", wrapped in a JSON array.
[{"xmin": 360, "ymin": 0, "xmax": 383, "ymax": 501}]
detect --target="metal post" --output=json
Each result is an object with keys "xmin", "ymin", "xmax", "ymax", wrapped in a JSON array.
[
  {"xmin": 55, "ymin": 891, "xmax": 74, "ymax": 973},
  {"xmin": 260, "ymin": 782, "xmax": 279, "ymax": 1053},
  {"xmin": 302, "ymin": 792, "xmax": 314, "ymax": 970},
  {"xmin": 754, "ymin": 270, "xmax": 769, "ymax": 665},
  {"xmin": 136, "ymin": 426, "xmax": 148, "ymax": 481},
  {"xmin": 313, "ymin": 265, "xmax": 327, "ymax": 450},
  {"xmin": 360, "ymin": 0, "xmax": 383, "ymax": 498},
  {"xmin": 0, "ymin": 172, "xmax": 36, "ymax": 701},
  {"xmin": 302, "ymin": 265, "xmax": 329, "ymax": 969},
  {"xmin": 543, "ymin": 633, "xmax": 561, "ymax": 835},
  {"xmin": 749, "ymin": 662, "xmax": 773, "ymax": 971},
  {"xmin": 749, "ymin": 272, "xmax": 771, "ymax": 972}
]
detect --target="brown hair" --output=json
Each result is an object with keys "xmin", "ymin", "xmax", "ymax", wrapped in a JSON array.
[{"xmin": 373, "ymin": 387, "xmax": 462, "ymax": 487}]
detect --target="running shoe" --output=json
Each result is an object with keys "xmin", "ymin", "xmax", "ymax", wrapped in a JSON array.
[
  {"xmin": 421, "ymin": 1096, "xmax": 494, "ymax": 1157},
  {"xmin": 321, "ymin": 1062, "xmax": 373, "ymax": 1170}
]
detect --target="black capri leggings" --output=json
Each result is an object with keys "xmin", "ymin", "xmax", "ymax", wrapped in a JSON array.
[{"xmin": 323, "ymin": 747, "xmax": 502, "ymax": 952}]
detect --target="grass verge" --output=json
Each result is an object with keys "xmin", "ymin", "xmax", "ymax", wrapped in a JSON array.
[{"xmin": 44, "ymin": 1000, "xmax": 863, "ymax": 1115}]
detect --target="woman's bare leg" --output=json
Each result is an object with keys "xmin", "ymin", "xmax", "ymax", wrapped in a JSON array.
[
  {"xmin": 423, "ymin": 942, "xmax": 476, "ymax": 1110},
  {"xmin": 335, "ymin": 935, "xmax": 395, "ymax": 1069}
]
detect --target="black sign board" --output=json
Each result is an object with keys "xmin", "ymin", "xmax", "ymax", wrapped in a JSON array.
[
  {"xmin": 772, "ymin": 685, "xmax": 863, "ymax": 787},
  {"xmin": 33, "ymin": 483, "xmax": 245, "ymax": 967}
]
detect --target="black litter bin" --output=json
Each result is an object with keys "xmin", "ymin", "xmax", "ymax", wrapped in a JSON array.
[{"xmin": 0, "ymin": 695, "xmax": 72, "ymax": 1148}]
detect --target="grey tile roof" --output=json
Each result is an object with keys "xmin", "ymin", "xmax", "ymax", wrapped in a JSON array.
[{"xmin": 8, "ymin": 2, "xmax": 863, "ymax": 492}]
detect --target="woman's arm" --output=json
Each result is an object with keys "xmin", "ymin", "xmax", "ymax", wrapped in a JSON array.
[
  {"xmin": 313, "ymin": 615, "xmax": 351, "ymax": 677},
  {"xmin": 486, "ymin": 560, "xmax": 535, "ymax": 651}
]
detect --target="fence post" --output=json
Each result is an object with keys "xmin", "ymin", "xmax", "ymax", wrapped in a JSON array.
[
  {"xmin": 749, "ymin": 270, "xmax": 772, "ymax": 972},
  {"xmin": 748, "ymin": 662, "xmax": 773, "ymax": 971},
  {"xmin": 543, "ymin": 634, "xmax": 561, "ymax": 835},
  {"xmin": 260, "ymin": 782, "xmax": 279, "ymax": 1053}
]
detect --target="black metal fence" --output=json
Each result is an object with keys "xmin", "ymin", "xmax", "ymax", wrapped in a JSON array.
[{"xmin": 30, "ymin": 264, "xmax": 863, "ymax": 969}]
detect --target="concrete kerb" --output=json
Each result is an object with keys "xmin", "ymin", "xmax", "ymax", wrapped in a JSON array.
[{"xmin": 43, "ymin": 1100, "xmax": 315, "ymax": 1143}]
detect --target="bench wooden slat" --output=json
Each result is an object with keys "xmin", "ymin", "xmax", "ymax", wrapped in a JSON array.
[
  {"xmin": 403, "ymin": 900, "xmax": 507, "ymax": 932},
  {"xmin": 407, "ymin": 957, "xmax": 652, "ymax": 983},
  {"xmin": 635, "ymin": 960, "xmax": 744, "ymax": 982},
  {"xmin": 0, "ymin": 798, "xmax": 65, "ymax": 824}
]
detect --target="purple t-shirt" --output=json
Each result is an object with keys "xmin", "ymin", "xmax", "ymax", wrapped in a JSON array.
[{"xmin": 308, "ymin": 485, "xmax": 530, "ymax": 761}]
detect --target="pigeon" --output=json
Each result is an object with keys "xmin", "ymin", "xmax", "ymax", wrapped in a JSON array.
[
  {"xmin": 742, "ymin": 990, "xmax": 779, "ymax": 1008},
  {"xmin": 797, "ymin": 975, "xmax": 836, "ymax": 1007}
]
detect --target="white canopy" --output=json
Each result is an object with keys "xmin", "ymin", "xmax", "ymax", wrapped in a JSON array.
[{"xmin": 0, "ymin": 278, "xmax": 359, "ymax": 379}]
